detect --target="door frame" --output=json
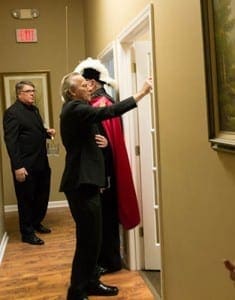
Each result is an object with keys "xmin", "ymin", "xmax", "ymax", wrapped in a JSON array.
[{"xmin": 98, "ymin": 3, "xmax": 162, "ymax": 272}]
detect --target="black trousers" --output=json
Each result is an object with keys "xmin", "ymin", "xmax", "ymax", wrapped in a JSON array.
[
  {"xmin": 98, "ymin": 184, "xmax": 122, "ymax": 271},
  {"xmin": 65, "ymin": 184, "xmax": 102, "ymax": 300},
  {"xmin": 13, "ymin": 167, "xmax": 51, "ymax": 237}
]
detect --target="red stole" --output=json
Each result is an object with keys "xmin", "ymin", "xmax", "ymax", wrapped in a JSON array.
[{"xmin": 91, "ymin": 96, "xmax": 140, "ymax": 229}]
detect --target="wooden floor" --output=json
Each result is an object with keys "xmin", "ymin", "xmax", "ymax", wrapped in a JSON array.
[{"xmin": 0, "ymin": 207, "xmax": 156, "ymax": 300}]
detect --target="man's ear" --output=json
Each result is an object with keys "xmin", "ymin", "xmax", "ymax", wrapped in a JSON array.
[{"xmin": 69, "ymin": 89, "xmax": 76, "ymax": 97}]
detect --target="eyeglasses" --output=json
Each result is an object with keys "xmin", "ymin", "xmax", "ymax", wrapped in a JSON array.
[{"xmin": 20, "ymin": 89, "xmax": 36, "ymax": 93}]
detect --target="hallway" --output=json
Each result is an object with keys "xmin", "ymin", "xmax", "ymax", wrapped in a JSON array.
[{"xmin": 0, "ymin": 207, "xmax": 156, "ymax": 300}]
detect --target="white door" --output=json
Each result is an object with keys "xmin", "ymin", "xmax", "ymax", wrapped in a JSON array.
[
  {"xmin": 133, "ymin": 41, "xmax": 161, "ymax": 270},
  {"xmin": 115, "ymin": 4, "xmax": 161, "ymax": 271}
]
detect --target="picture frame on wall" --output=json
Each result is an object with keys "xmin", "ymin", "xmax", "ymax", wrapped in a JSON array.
[
  {"xmin": 201, "ymin": 0, "xmax": 235, "ymax": 152},
  {"xmin": 0, "ymin": 71, "xmax": 53, "ymax": 127}
]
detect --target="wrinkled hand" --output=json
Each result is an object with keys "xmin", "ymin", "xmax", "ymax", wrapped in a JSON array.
[
  {"xmin": 133, "ymin": 77, "xmax": 153, "ymax": 102},
  {"xmin": 15, "ymin": 167, "xmax": 28, "ymax": 182},
  {"xmin": 141, "ymin": 77, "xmax": 153, "ymax": 95},
  {"xmin": 95, "ymin": 134, "xmax": 108, "ymax": 148}
]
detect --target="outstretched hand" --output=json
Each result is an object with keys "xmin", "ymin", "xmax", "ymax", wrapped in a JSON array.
[
  {"xmin": 142, "ymin": 77, "xmax": 153, "ymax": 94},
  {"xmin": 133, "ymin": 77, "xmax": 153, "ymax": 102}
]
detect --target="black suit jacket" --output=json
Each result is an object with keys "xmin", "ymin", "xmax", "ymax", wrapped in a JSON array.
[
  {"xmin": 3, "ymin": 100, "xmax": 50, "ymax": 172},
  {"xmin": 59, "ymin": 96, "xmax": 137, "ymax": 192}
]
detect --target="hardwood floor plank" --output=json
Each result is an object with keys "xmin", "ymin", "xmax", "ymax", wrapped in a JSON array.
[{"xmin": 0, "ymin": 207, "xmax": 156, "ymax": 300}]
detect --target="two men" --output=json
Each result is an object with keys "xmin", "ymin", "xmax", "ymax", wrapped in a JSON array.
[
  {"xmin": 60, "ymin": 72, "xmax": 152, "ymax": 300},
  {"xmin": 74, "ymin": 58, "xmax": 141, "ymax": 275}
]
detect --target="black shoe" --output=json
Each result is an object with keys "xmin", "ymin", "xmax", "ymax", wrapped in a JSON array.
[
  {"xmin": 88, "ymin": 281, "xmax": 119, "ymax": 296},
  {"xmin": 22, "ymin": 234, "xmax": 44, "ymax": 245},
  {"xmin": 34, "ymin": 224, "xmax": 51, "ymax": 234}
]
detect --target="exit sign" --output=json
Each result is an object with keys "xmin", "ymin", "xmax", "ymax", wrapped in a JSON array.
[{"xmin": 16, "ymin": 28, "xmax": 38, "ymax": 43}]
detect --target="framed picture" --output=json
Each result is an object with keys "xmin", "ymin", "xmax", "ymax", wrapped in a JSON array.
[
  {"xmin": 201, "ymin": 0, "xmax": 235, "ymax": 152},
  {"xmin": 0, "ymin": 71, "xmax": 53, "ymax": 127}
]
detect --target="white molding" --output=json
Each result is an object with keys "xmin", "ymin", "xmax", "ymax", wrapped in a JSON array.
[
  {"xmin": 97, "ymin": 41, "xmax": 116, "ymax": 60},
  {"xmin": 117, "ymin": 4, "xmax": 152, "ymax": 43},
  {"xmin": 0, "ymin": 232, "xmax": 9, "ymax": 265},
  {"xmin": 4, "ymin": 204, "xmax": 18, "ymax": 212},
  {"xmin": 4, "ymin": 200, "xmax": 68, "ymax": 213},
  {"xmin": 116, "ymin": 3, "xmax": 156, "ymax": 271}
]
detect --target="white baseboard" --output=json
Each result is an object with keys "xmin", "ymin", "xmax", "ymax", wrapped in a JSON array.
[
  {"xmin": 0, "ymin": 232, "xmax": 9, "ymax": 265},
  {"xmin": 4, "ymin": 200, "xmax": 68, "ymax": 213},
  {"xmin": 48, "ymin": 200, "xmax": 68, "ymax": 208},
  {"xmin": 4, "ymin": 204, "xmax": 18, "ymax": 212}
]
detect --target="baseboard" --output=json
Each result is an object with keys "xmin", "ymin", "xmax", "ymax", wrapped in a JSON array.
[
  {"xmin": 48, "ymin": 200, "xmax": 68, "ymax": 208},
  {"xmin": 4, "ymin": 200, "xmax": 68, "ymax": 213},
  {"xmin": 139, "ymin": 270, "xmax": 162, "ymax": 300},
  {"xmin": 0, "ymin": 232, "xmax": 9, "ymax": 265}
]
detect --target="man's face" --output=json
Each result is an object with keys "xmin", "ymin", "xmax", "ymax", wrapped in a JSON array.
[
  {"xmin": 18, "ymin": 84, "xmax": 36, "ymax": 105},
  {"xmin": 71, "ymin": 75, "xmax": 91, "ymax": 101}
]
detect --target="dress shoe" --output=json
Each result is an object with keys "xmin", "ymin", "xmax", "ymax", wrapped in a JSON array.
[
  {"xmin": 88, "ymin": 281, "xmax": 119, "ymax": 296},
  {"xmin": 34, "ymin": 224, "xmax": 51, "ymax": 234},
  {"xmin": 22, "ymin": 234, "xmax": 44, "ymax": 245}
]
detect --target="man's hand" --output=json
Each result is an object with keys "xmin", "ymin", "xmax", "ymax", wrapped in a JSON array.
[
  {"xmin": 47, "ymin": 128, "xmax": 56, "ymax": 139},
  {"xmin": 15, "ymin": 168, "xmax": 28, "ymax": 182},
  {"xmin": 133, "ymin": 77, "xmax": 153, "ymax": 102},
  {"xmin": 95, "ymin": 134, "xmax": 108, "ymax": 148}
]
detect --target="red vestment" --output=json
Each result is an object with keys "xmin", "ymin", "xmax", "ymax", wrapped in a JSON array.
[{"xmin": 91, "ymin": 96, "xmax": 140, "ymax": 229}]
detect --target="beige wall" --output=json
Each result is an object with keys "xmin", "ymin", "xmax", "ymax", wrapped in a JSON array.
[
  {"xmin": 156, "ymin": 1, "xmax": 235, "ymax": 299},
  {"xmin": 83, "ymin": 0, "xmax": 149, "ymax": 57},
  {"xmin": 83, "ymin": 0, "xmax": 235, "ymax": 299},
  {"xmin": 1, "ymin": 1, "xmax": 235, "ymax": 299},
  {"xmin": 0, "ymin": 0, "xmax": 85, "ymax": 206}
]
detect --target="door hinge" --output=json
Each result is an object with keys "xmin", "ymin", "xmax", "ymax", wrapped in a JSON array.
[
  {"xmin": 135, "ymin": 145, "xmax": 140, "ymax": 156},
  {"xmin": 139, "ymin": 226, "xmax": 144, "ymax": 237},
  {"xmin": 131, "ymin": 62, "xmax": 136, "ymax": 73}
]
